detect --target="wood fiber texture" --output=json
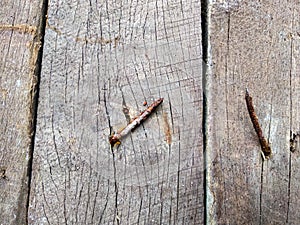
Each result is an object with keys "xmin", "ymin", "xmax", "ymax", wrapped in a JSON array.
[
  {"xmin": 28, "ymin": 0, "xmax": 203, "ymax": 224},
  {"xmin": 0, "ymin": 0, "xmax": 43, "ymax": 224},
  {"xmin": 3, "ymin": 0, "xmax": 299, "ymax": 224},
  {"xmin": 288, "ymin": 5, "xmax": 300, "ymax": 224},
  {"xmin": 206, "ymin": 0, "xmax": 300, "ymax": 224}
]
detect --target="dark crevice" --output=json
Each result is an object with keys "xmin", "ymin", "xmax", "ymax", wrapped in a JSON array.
[
  {"xmin": 103, "ymin": 81, "xmax": 113, "ymax": 135},
  {"xmin": 112, "ymin": 150, "xmax": 120, "ymax": 225},
  {"xmin": 287, "ymin": 12, "xmax": 295, "ymax": 221},
  {"xmin": 26, "ymin": 0, "xmax": 49, "ymax": 224},
  {"xmin": 103, "ymin": 85, "xmax": 120, "ymax": 225},
  {"xmin": 175, "ymin": 127, "xmax": 181, "ymax": 223},
  {"xmin": 259, "ymin": 164, "xmax": 264, "ymax": 225},
  {"xmin": 201, "ymin": 0, "xmax": 209, "ymax": 224},
  {"xmin": 287, "ymin": 147, "xmax": 292, "ymax": 224},
  {"xmin": 202, "ymin": 92, "xmax": 208, "ymax": 225},
  {"xmin": 201, "ymin": 0, "xmax": 209, "ymax": 65}
]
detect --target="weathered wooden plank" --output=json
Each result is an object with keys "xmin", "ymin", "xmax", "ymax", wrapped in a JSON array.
[
  {"xmin": 288, "ymin": 9, "xmax": 300, "ymax": 224},
  {"xmin": 0, "ymin": 1, "xmax": 44, "ymax": 224},
  {"xmin": 206, "ymin": 0, "xmax": 300, "ymax": 224},
  {"xmin": 29, "ymin": 0, "xmax": 203, "ymax": 224}
]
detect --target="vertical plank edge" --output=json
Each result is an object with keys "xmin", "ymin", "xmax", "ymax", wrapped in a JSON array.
[
  {"xmin": 202, "ymin": 0, "xmax": 215, "ymax": 224},
  {"xmin": 26, "ymin": 0, "xmax": 49, "ymax": 224}
]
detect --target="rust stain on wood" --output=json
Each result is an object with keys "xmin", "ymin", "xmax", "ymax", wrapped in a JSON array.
[
  {"xmin": 75, "ymin": 36, "xmax": 120, "ymax": 47},
  {"xmin": 163, "ymin": 112, "xmax": 172, "ymax": 144},
  {"xmin": 109, "ymin": 98, "xmax": 164, "ymax": 147},
  {"xmin": 122, "ymin": 99, "xmax": 132, "ymax": 124},
  {"xmin": 0, "ymin": 24, "xmax": 37, "ymax": 35},
  {"xmin": 245, "ymin": 89, "xmax": 271, "ymax": 159},
  {"xmin": 45, "ymin": 19, "xmax": 121, "ymax": 47}
]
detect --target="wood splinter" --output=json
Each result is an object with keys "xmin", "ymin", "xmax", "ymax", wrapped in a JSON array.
[
  {"xmin": 245, "ymin": 89, "xmax": 271, "ymax": 159},
  {"xmin": 109, "ymin": 98, "xmax": 164, "ymax": 147}
]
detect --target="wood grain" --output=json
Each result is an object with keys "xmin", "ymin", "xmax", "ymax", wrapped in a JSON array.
[
  {"xmin": 206, "ymin": 1, "xmax": 300, "ymax": 224},
  {"xmin": 289, "ymin": 6, "xmax": 300, "ymax": 224},
  {"xmin": 28, "ymin": 0, "xmax": 203, "ymax": 224},
  {"xmin": 0, "ymin": 0, "xmax": 44, "ymax": 224}
]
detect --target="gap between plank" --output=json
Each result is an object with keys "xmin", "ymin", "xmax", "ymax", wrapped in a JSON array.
[
  {"xmin": 26, "ymin": 0, "xmax": 49, "ymax": 224},
  {"xmin": 201, "ymin": 0, "xmax": 211, "ymax": 224}
]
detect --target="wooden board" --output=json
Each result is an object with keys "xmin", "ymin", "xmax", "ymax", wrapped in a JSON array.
[
  {"xmin": 289, "ymin": 6, "xmax": 300, "ymax": 224},
  {"xmin": 28, "ymin": 0, "xmax": 203, "ymax": 224},
  {"xmin": 206, "ymin": 1, "xmax": 300, "ymax": 224},
  {"xmin": 0, "ymin": 0, "xmax": 44, "ymax": 224}
]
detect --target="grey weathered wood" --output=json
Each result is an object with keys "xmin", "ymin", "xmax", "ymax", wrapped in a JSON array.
[
  {"xmin": 289, "ymin": 8, "xmax": 300, "ymax": 224},
  {"xmin": 206, "ymin": 1, "xmax": 300, "ymax": 224},
  {"xmin": 28, "ymin": 0, "xmax": 203, "ymax": 224},
  {"xmin": 0, "ymin": 1, "xmax": 44, "ymax": 224}
]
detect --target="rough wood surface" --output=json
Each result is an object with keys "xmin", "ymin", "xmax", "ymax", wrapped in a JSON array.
[
  {"xmin": 289, "ymin": 7, "xmax": 300, "ymax": 224},
  {"xmin": 206, "ymin": 1, "xmax": 300, "ymax": 224},
  {"xmin": 3, "ymin": 1, "xmax": 299, "ymax": 224},
  {"xmin": 28, "ymin": 0, "xmax": 203, "ymax": 224},
  {"xmin": 0, "ymin": 0, "xmax": 43, "ymax": 224}
]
